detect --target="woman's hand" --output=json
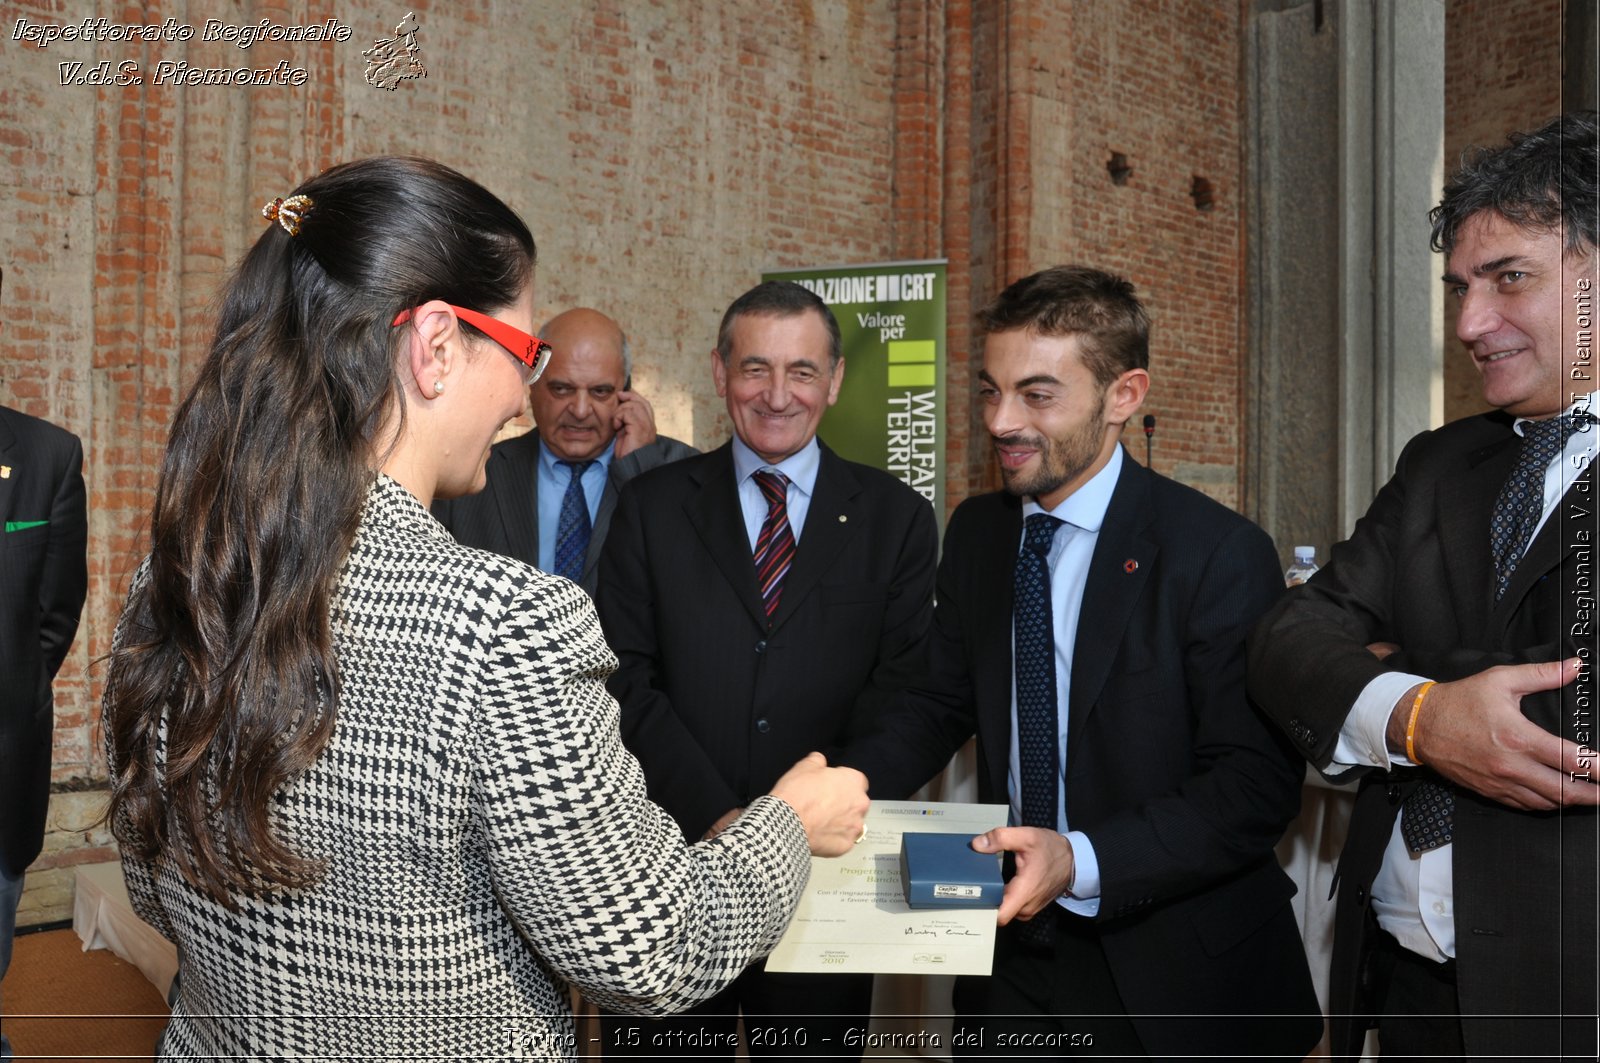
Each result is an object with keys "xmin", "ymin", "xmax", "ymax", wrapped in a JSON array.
[{"xmin": 768, "ymin": 752, "xmax": 871, "ymax": 856}]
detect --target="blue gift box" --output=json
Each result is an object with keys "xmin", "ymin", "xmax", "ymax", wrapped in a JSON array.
[{"xmin": 899, "ymin": 831, "xmax": 1004, "ymax": 909}]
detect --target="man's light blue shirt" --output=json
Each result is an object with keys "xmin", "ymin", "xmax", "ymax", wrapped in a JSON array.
[
  {"xmin": 731, "ymin": 436, "xmax": 821, "ymax": 546},
  {"xmin": 535, "ymin": 437, "xmax": 616, "ymax": 573},
  {"xmin": 1008, "ymin": 444, "xmax": 1125, "ymax": 918}
]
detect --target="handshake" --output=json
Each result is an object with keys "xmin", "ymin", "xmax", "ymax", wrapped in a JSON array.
[{"xmin": 705, "ymin": 753, "xmax": 871, "ymax": 857}]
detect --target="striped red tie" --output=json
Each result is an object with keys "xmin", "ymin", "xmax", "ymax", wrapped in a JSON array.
[{"xmin": 752, "ymin": 470, "xmax": 795, "ymax": 619}]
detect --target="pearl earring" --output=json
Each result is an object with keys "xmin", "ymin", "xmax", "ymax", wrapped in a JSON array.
[{"xmin": 433, "ymin": 380, "xmax": 444, "ymax": 395}]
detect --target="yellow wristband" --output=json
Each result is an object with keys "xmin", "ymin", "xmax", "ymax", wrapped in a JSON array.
[{"xmin": 1405, "ymin": 681, "xmax": 1436, "ymax": 765}]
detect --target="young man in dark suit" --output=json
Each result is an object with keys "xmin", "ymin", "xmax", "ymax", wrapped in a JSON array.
[
  {"xmin": 433, "ymin": 307, "xmax": 695, "ymax": 595},
  {"xmin": 597, "ymin": 281, "xmax": 939, "ymax": 1058},
  {"xmin": 1249, "ymin": 112, "xmax": 1600, "ymax": 1060},
  {"xmin": 0, "ymin": 403, "xmax": 88, "ymax": 1055},
  {"xmin": 844, "ymin": 266, "xmax": 1319, "ymax": 1059}
]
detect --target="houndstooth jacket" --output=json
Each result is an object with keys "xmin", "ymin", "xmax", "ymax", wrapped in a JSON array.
[{"xmin": 108, "ymin": 474, "xmax": 811, "ymax": 1060}]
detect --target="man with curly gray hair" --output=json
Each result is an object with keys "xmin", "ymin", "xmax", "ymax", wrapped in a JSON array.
[{"xmin": 1250, "ymin": 111, "xmax": 1600, "ymax": 1060}]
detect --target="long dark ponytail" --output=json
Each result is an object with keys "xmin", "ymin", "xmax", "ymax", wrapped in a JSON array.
[{"xmin": 105, "ymin": 157, "xmax": 534, "ymax": 905}]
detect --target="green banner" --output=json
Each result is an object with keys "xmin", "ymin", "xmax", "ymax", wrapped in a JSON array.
[{"xmin": 762, "ymin": 261, "xmax": 947, "ymax": 520}]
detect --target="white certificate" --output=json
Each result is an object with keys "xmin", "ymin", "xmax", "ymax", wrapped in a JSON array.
[{"xmin": 764, "ymin": 800, "xmax": 1009, "ymax": 976}]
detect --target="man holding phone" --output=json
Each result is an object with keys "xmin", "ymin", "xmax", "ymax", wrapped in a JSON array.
[{"xmin": 433, "ymin": 306, "xmax": 696, "ymax": 594}]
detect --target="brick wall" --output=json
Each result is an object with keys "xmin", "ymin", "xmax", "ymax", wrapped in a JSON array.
[
  {"xmin": 998, "ymin": 0, "xmax": 1247, "ymax": 509},
  {"xmin": 914, "ymin": 0, "xmax": 1247, "ymax": 506}
]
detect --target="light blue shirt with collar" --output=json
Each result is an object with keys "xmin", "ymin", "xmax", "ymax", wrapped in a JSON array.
[
  {"xmin": 1008, "ymin": 444, "xmax": 1125, "ymax": 919},
  {"xmin": 730, "ymin": 436, "xmax": 821, "ymax": 547},
  {"xmin": 535, "ymin": 437, "xmax": 616, "ymax": 573}
]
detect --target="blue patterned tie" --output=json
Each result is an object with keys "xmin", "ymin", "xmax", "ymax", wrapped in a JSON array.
[
  {"xmin": 553, "ymin": 460, "xmax": 594, "ymax": 582},
  {"xmin": 1403, "ymin": 413, "xmax": 1582, "ymax": 853},
  {"xmin": 1016, "ymin": 513, "xmax": 1063, "ymax": 835},
  {"xmin": 1012, "ymin": 513, "xmax": 1063, "ymax": 945}
]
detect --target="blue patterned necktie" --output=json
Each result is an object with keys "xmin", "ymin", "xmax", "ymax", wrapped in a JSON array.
[
  {"xmin": 1015, "ymin": 513, "xmax": 1063, "ymax": 835},
  {"xmin": 752, "ymin": 470, "xmax": 795, "ymax": 620},
  {"xmin": 1012, "ymin": 513, "xmax": 1063, "ymax": 944},
  {"xmin": 553, "ymin": 460, "xmax": 594, "ymax": 582},
  {"xmin": 1402, "ymin": 413, "xmax": 1582, "ymax": 853}
]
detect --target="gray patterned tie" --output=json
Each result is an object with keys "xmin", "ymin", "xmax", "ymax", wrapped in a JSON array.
[{"xmin": 1491, "ymin": 414, "xmax": 1582, "ymax": 600}]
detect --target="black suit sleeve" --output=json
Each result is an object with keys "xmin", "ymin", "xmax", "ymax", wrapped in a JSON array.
[
  {"xmin": 610, "ymin": 437, "xmax": 699, "ymax": 485},
  {"xmin": 1247, "ymin": 469, "xmax": 1412, "ymax": 769},
  {"xmin": 41, "ymin": 432, "xmax": 88, "ymax": 679},
  {"xmin": 1246, "ymin": 431, "xmax": 1486, "ymax": 772},
  {"xmin": 599, "ymin": 480, "xmax": 742, "ymax": 837},
  {"xmin": 1249, "ymin": 428, "xmax": 1571, "ymax": 769}
]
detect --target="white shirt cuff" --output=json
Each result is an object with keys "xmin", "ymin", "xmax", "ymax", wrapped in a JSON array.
[
  {"xmin": 1330, "ymin": 671, "xmax": 1431, "ymax": 770},
  {"xmin": 1059, "ymin": 830, "xmax": 1101, "ymax": 917}
]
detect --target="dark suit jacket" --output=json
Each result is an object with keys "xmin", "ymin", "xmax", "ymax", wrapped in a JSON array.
[
  {"xmin": 1248, "ymin": 412, "xmax": 1598, "ymax": 1061},
  {"xmin": 598, "ymin": 440, "xmax": 938, "ymax": 841},
  {"xmin": 0, "ymin": 406, "xmax": 88, "ymax": 877},
  {"xmin": 846, "ymin": 454, "xmax": 1320, "ymax": 1059},
  {"xmin": 432, "ymin": 430, "xmax": 696, "ymax": 595}
]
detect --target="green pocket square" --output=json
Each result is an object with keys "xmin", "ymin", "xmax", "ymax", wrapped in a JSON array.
[{"xmin": 5, "ymin": 521, "xmax": 48, "ymax": 532}]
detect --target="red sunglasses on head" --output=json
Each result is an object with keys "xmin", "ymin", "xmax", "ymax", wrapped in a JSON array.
[{"xmin": 392, "ymin": 303, "xmax": 552, "ymax": 383}]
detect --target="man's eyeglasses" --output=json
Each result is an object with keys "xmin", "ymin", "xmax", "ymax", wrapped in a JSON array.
[{"xmin": 392, "ymin": 304, "xmax": 552, "ymax": 383}]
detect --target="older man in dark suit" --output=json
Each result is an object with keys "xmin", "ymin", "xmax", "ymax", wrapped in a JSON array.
[
  {"xmin": 597, "ymin": 281, "xmax": 938, "ymax": 1059},
  {"xmin": 0, "ymin": 403, "xmax": 88, "ymax": 1054},
  {"xmin": 433, "ymin": 307, "xmax": 694, "ymax": 594},
  {"xmin": 1249, "ymin": 112, "xmax": 1600, "ymax": 1061},
  {"xmin": 843, "ymin": 266, "xmax": 1320, "ymax": 1060}
]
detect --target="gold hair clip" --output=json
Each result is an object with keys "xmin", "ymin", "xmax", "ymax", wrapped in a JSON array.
[{"xmin": 261, "ymin": 194, "xmax": 314, "ymax": 236}]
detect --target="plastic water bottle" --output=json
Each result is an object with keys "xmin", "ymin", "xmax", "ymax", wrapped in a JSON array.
[{"xmin": 1284, "ymin": 545, "xmax": 1319, "ymax": 587}]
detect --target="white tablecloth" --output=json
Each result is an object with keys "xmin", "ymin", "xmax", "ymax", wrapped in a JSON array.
[{"xmin": 72, "ymin": 862, "xmax": 177, "ymax": 1001}]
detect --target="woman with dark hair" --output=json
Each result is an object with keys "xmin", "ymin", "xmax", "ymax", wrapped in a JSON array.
[{"xmin": 102, "ymin": 156, "xmax": 868, "ymax": 1059}]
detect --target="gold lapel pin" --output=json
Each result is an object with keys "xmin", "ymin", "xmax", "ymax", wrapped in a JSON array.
[
  {"xmin": 0, "ymin": 466, "xmax": 10, "ymax": 479},
  {"xmin": 838, "ymin": 514, "xmax": 848, "ymax": 522}
]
